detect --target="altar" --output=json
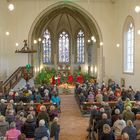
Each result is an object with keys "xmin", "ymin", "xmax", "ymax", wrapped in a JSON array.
[{"xmin": 58, "ymin": 83, "xmax": 75, "ymax": 94}]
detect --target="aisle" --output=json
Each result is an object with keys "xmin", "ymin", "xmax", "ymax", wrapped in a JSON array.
[{"xmin": 59, "ymin": 94, "xmax": 89, "ymax": 140}]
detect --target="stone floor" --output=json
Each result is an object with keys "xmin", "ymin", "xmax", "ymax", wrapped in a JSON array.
[{"xmin": 59, "ymin": 94, "xmax": 89, "ymax": 140}]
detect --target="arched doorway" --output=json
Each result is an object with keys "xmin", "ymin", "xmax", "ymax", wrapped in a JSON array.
[{"xmin": 28, "ymin": 1, "xmax": 103, "ymax": 82}]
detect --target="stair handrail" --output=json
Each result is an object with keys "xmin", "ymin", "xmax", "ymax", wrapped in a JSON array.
[
  {"xmin": 3, "ymin": 67, "xmax": 22, "ymax": 84},
  {"xmin": 1, "ymin": 66, "xmax": 33, "ymax": 94}
]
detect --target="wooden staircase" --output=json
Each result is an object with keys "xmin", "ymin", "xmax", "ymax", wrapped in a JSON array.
[{"xmin": 0, "ymin": 66, "xmax": 33, "ymax": 94}]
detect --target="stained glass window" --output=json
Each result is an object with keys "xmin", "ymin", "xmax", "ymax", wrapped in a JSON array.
[
  {"xmin": 42, "ymin": 29, "xmax": 51, "ymax": 63},
  {"xmin": 59, "ymin": 31, "xmax": 69, "ymax": 63},
  {"xmin": 77, "ymin": 30, "xmax": 85, "ymax": 63},
  {"xmin": 124, "ymin": 21, "xmax": 134, "ymax": 73}
]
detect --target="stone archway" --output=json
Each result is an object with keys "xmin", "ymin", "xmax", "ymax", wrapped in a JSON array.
[{"xmin": 28, "ymin": 1, "xmax": 103, "ymax": 82}]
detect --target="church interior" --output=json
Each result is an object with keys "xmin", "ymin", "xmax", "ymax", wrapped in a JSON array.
[{"xmin": 0, "ymin": 0, "xmax": 140, "ymax": 140}]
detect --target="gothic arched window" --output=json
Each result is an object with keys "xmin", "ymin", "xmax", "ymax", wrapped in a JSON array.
[
  {"xmin": 77, "ymin": 30, "xmax": 85, "ymax": 63},
  {"xmin": 59, "ymin": 31, "xmax": 69, "ymax": 63},
  {"xmin": 42, "ymin": 29, "xmax": 51, "ymax": 64},
  {"xmin": 123, "ymin": 17, "xmax": 134, "ymax": 73}
]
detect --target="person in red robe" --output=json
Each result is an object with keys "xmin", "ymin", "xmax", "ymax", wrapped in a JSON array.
[
  {"xmin": 68, "ymin": 74, "xmax": 73, "ymax": 84},
  {"xmin": 76, "ymin": 74, "xmax": 84, "ymax": 83},
  {"xmin": 51, "ymin": 76, "xmax": 56, "ymax": 85},
  {"xmin": 57, "ymin": 74, "xmax": 61, "ymax": 85}
]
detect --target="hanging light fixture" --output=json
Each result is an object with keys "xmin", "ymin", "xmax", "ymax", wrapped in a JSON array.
[
  {"xmin": 7, "ymin": 0, "xmax": 15, "ymax": 11},
  {"xmin": 8, "ymin": 3, "xmax": 14, "ymax": 11}
]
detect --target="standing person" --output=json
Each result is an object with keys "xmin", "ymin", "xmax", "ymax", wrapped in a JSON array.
[
  {"xmin": 67, "ymin": 73, "xmax": 73, "ymax": 85},
  {"xmin": 95, "ymin": 113, "xmax": 111, "ymax": 140},
  {"xmin": 21, "ymin": 114, "xmax": 36, "ymax": 139},
  {"xmin": 57, "ymin": 74, "xmax": 61, "ymax": 85},
  {"xmin": 50, "ymin": 117, "xmax": 60, "ymax": 140},
  {"xmin": 37, "ymin": 105, "xmax": 50, "ymax": 127},
  {"xmin": 6, "ymin": 122, "xmax": 21, "ymax": 140},
  {"xmin": 51, "ymin": 76, "xmax": 56, "ymax": 85},
  {"xmin": 122, "ymin": 120, "xmax": 137, "ymax": 140},
  {"xmin": 34, "ymin": 119, "xmax": 50, "ymax": 140}
]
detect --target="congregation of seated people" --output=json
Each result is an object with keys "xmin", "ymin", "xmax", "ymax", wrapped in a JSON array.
[
  {"xmin": 75, "ymin": 81, "xmax": 140, "ymax": 140},
  {"xmin": 0, "ymin": 83, "xmax": 61, "ymax": 140}
]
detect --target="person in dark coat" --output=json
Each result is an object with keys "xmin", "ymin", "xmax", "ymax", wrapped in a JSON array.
[
  {"xmin": 89, "ymin": 105, "xmax": 98, "ymax": 125},
  {"xmin": 135, "ymin": 91, "xmax": 140, "ymax": 101},
  {"xmin": 49, "ymin": 105, "xmax": 58, "ymax": 122},
  {"xmin": 15, "ymin": 114, "xmax": 24, "ymax": 131},
  {"xmin": 122, "ymin": 120, "xmax": 137, "ymax": 140},
  {"xmin": 101, "ymin": 124, "xmax": 115, "ymax": 140},
  {"xmin": 50, "ymin": 117, "xmax": 60, "ymax": 140},
  {"xmin": 37, "ymin": 105, "xmax": 49, "ymax": 127},
  {"xmin": 21, "ymin": 114, "xmax": 36, "ymax": 138},
  {"xmin": 111, "ymin": 109, "xmax": 120, "ymax": 125},
  {"xmin": 0, "ymin": 99, "xmax": 6, "ymax": 115},
  {"xmin": 0, "ymin": 115, "xmax": 9, "ymax": 137},
  {"xmin": 131, "ymin": 102, "xmax": 140, "ymax": 115},
  {"xmin": 116, "ymin": 97, "xmax": 124, "ymax": 113},
  {"xmin": 96, "ymin": 113, "xmax": 111, "ymax": 140},
  {"xmin": 34, "ymin": 119, "xmax": 50, "ymax": 140}
]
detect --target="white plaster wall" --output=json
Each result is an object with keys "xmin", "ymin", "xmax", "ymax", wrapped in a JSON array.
[
  {"xmin": 0, "ymin": 0, "xmax": 8, "ymax": 80},
  {"xmin": 110, "ymin": 0, "xmax": 140, "ymax": 89},
  {"xmin": 75, "ymin": 0, "xmax": 116, "ymax": 83},
  {"xmin": 0, "ymin": 0, "xmax": 115, "ymax": 81},
  {"xmin": 1, "ymin": 0, "xmax": 140, "ymax": 89}
]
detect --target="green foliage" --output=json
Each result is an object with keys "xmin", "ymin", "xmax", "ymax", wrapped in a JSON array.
[
  {"xmin": 82, "ymin": 72, "xmax": 91, "ymax": 81},
  {"xmin": 34, "ymin": 67, "xmax": 56, "ymax": 84},
  {"xmin": 73, "ymin": 70, "xmax": 91, "ymax": 82},
  {"xmin": 73, "ymin": 69, "xmax": 81, "ymax": 81}
]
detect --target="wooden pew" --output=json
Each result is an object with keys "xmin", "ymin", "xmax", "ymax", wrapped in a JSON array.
[{"xmin": 75, "ymin": 94, "xmax": 136, "ymax": 115}]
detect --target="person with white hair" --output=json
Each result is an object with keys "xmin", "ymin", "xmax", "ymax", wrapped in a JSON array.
[
  {"xmin": 34, "ymin": 119, "xmax": 50, "ymax": 140},
  {"xmin": 89, "ymin": 105, "xmax": 98, "ymax": 125},
  {"xmin": 111, "ymin": 108, "xmax": 120, "ymax": 124},
  {"xmin": 50, "ymin": 117, "xmax": 60, "ymax": 140},
  {"xmin": 37, "ymin": 105, "xmax": 50, "ymax": 127},
  {"xmin": 113, "ymin": 115, "xmax": 126, "ymax": 139},
  {"xmin": 95, "ymin": 113, "xmax": 111, "ymax": 140},
  {"xmin": 21, "ymin": 114, "xmax": 36, "ymax": 139}
]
